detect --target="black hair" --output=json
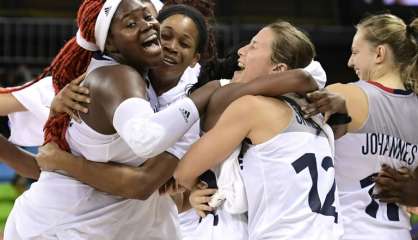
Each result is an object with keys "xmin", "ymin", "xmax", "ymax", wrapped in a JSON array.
[
  {"xmin": 187, "ymin": 42, "xmax": 245, "ymax": 94},
  {"xmin": 157, "ymin": 4, "xmax": 208, "ymax": 54}
]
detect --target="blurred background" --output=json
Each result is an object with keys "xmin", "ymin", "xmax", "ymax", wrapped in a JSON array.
[{"xmin": 1, "ymin": 0, "xmax": 418, "ymax": 89}]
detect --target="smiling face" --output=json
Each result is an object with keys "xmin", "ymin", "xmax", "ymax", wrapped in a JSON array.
[
  {"xmin": 347, "ymin": 28, "xmax": 376, "ymax": 80},
  {"xmin": 152, "ymin": 14, "xmax": 200, "ymax": 82},
  {"xmin": 237, "ymin": 27, "xmax": 276, "ymax": 83},
  {"xmin": 106, "ymin": 0, "xmax": 163, "ymax": 73}
]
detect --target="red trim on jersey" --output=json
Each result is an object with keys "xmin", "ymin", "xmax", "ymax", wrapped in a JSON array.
[{"xmin": 367, "ymin": 80, "xmax": 412, "ymax": 95}]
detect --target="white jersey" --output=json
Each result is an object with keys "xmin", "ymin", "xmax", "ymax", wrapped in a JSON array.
[
  {"xmin": 157, "ymin": 64, "xmax": 202, "ymax": 239},
  {"xmin": 161, "ymin": 65, "xmax": 201, "ymax": 160},
  {"xmin": 334, "ymin": 133, "xmax": 413, "ymax": 240},
  {"xmin": 241, "ymin": 98, "xmax": 342, "ymax": 240},
  {"xmin": 4, "ymin": 54, "xmax": 180, "ymax": 240},
  {"xmin": 335, "ymin": 80, "xmax": 418, "ymax": 240},
  {"xmin": 8, "ymin": 76, "xmax": 54, "ymax": 146}
]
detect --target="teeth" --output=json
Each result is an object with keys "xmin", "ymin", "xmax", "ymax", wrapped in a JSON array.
[
  {"xmin": 163, "ymin": 56, "xmax": 177, "ymax": 65},
  {"xmin": 144, "ymin": 33, "xmax": 157, "ymax": 44},
  {"xmin": 238, "ymin": 62, "xmax": 245, "ymax": 69}
]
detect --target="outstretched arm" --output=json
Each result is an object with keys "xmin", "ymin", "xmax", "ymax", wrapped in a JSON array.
[
  {"xmin": 203, "ymin": 69, "xmax": 317, "ymax": 131},
  {"xmin": 37, "ymin": 143, "xmax": 178, "ymax": 200},
  {"xmin": 303, "ymin": 83, "xmax": 368, "ymax": 139},
  {"xmin": 0, "ymin": 93, "xmax": 26, "ymax": 116},
  {"xmin": 0, "ymin": 135, "xmax": 40, "ymax": 179}
]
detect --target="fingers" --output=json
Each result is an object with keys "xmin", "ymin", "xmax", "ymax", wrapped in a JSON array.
[
  {"xmin": 195, "ymin": 204, "xmax": 213, "ymax": 212},
  {"xmin": 196, "ymin": 209, "xmax": 207, "ymax": 218},
  {"xmin": 71, "ymin": 72, "xmax": 87, "ymax": 86},
  {"xmin": 303, "ymin": 90, "xmax": 330, "ymax": 118},
  {"xmin": 374, "ymin": 174, "xmax": 401, "ymax": 190},
  {"xmin": 306, "ymin": 90, "xmax": 328, "ymax": 102},
  {"xmin": 63, "ymin": 94, "xmax": 88, "ymax": 114},
  {"xmin": 380, "ymin": 165, "xmax": 412, "ymax": 182},
  {"xmin": 189, "ymin": 188, "xmax": 217, "ymax": 212},
  {"xmin": 69, "ymin": 84, "xmax": 90, "ymax": 102}
]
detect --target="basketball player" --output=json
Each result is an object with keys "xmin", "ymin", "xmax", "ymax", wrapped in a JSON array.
[
  {"xmin": 175, "ymin": 21, "xmax": 343, "ymax": 240},
  {"xmin": 303, "ymin": 13, "xmax": 418, "ymax": 240}
]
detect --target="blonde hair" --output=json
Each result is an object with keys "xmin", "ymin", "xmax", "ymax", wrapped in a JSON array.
[
  {"xmin": 267, "ymin": 21, "xmax": 315, "ymax": 69},
  {"xmin": 357, "ymin": 13, "xmax": 418, "ymax": 94}
]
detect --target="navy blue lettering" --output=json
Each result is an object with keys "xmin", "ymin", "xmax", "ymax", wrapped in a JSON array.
[
  {"xmin": 370, "ymin": 133, "xmax": 378, "ymax": 155},
  {"xmin": 382, "ymin": 135, "xmax": 390, "ymax": 156},
  {"xmin": 395, "ymin": 139, "xmax": 406, "ymax": 160},
  {"xmin": 411, "ymin": 145, "xmax": 417, "ymax": 165},
  {"xmin": 378, "ymin": 134, "xmax": 385, "ymax": 155},
  {"xmin": 362, "ymin": 134, "xmax": 369, "ymax": 155}
]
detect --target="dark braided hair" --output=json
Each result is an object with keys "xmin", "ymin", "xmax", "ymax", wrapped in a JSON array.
[
  {"xmin": 163, "ymin": 0, "xmax": 217, "ymax": 62},
  {"xmin": 43, "ymin": 0, "xmax": 105, "ymax": 151},
  {"xmin": 188, "ymin": 42, "xmax": 244, "ymax": 94},
  {"xmin": 0, "ymin": 0, "xmax": 105, "ymax": 151}
]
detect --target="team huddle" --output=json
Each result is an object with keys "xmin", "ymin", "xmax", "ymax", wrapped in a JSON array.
[{"xmin": 0, "ymin": 0, "xmax": 418, "ymax": 239}]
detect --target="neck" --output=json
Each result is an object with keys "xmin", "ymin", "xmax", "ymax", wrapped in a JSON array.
[
  {"xmin": 149, "ymin": 71, "xmax": 180, "ymax": 96},
  {"xmin": 371, "ymin": 68, "xmax": 405, "ymax": 90},
  {"xmin": 108, "ymin": 53, "xmax": 148, "ymax": 77}
]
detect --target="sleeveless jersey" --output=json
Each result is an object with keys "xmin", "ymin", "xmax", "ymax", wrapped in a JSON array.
[
  {"xmin": 4, "ymin": 54, "xmax": 180, "ymax": 240},
  {"xmin": 241, "ymin": 98, "xmax": 343, "ymax": 240},
  {"xmin": 335, "ymin": 80, "xmax": 418, "ymax": 240},
  {"xmin": 158, "ymin": 64, "xmax": 202, "ymax": 238}
]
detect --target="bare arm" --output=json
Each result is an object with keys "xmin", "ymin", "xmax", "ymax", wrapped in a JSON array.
[
  {"xmin": 0, "ymin": 93, "xmax": 26, "ymax": 116},
  {"xmin": 37, "ymin": 143, "xmax": 177, "ymax": 200},
  {"xmin": 326, "ymin": 83, "xmax": 368, "ymax": 132},
  {"xmin": 175, "ymin": 96, "xmax": 257, "ymax": 189},
  {"xmin": 303, "ymin": 83, "xmax": 368, "ymax": 139},
  {"xmin": 203, "ymin": 69, "xmax": 317, "ymax": 131},
  {"xmin": 0, "ymin": 135, "xmax": 39, "ymax": 179}
]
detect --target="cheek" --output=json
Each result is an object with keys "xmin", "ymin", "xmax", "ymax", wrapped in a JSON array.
[{"xmin": 182, "ymin": 50, "xmax": 197, "ymax": 64}]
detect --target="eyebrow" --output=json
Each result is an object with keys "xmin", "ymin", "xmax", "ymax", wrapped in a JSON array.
[
  {"xmin": 162, "ymin": 26, "xmax": 194, "ymax": 42},
  {"xmin": 120, "ymin": 6, "xmax": 146, "ymax": 20}
]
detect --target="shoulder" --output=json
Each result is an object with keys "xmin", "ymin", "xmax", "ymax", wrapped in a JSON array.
[
  {"xmin": 86, "ymin": 64, "xmax": 144, "ymax": 86},
  {"xmin": 327, "ymin": 82, "xmax": 365, "ymax": 96},
  {"xmin": 85, "ymin": 64, "xmax": 148, "ymax": 98},
  {"xmin": 228, "ymin": 95, "xmax": 291, "ymax": 121}
]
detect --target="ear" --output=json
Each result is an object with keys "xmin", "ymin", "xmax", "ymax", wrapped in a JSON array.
[
  {"xmin": 104, "ymin": 33, "xmax": 119, "ymax": 55},
  {"xmin": 272, "ymin": 63, "xmax": 288, "ymax": 73},
  {"xmin": 374, "ymin": 45, "xmax": 386, "ymax": 64},
  {"xmin": 189, "ymin": 53, "xmax": 201, "ymax": 68}
]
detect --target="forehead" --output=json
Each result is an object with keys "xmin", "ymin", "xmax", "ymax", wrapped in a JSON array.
[
  {"xmin": 252, "ymin": 27, "xmax": 274, "ymax": 46},
  {"xmin": 161, "ymin": 15, "xmax": 199, "ymax": 39},
  {"xmin": 115, "ymin": 0, "xmax": 148, "ymax": 18},
  {"xmin": 352, "ymin": 28, "xmax": 368, "ymax": 48}
]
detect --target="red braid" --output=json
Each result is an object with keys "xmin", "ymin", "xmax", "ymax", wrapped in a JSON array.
[{"xmin": 43, "ymin": 0, "xmax": 104, "ymax": 151}]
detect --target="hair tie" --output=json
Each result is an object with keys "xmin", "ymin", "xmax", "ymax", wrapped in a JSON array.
[{"xmin": 406, "ymin": 24, "xmax": 418, "ymax": 43}]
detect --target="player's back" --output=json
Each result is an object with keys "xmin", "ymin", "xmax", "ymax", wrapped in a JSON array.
[
  {"xmin": 241, "ymin": 96, "xmax": 342, "ymax": 240},
  {"xmin": 333, "ymin": 81, "xmax": 418, "ymax": 240}
]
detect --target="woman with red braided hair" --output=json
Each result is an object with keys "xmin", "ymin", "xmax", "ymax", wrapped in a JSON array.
[{"xmin": 3, "ymin": 0, "xmax": 216, "ymax": 239}]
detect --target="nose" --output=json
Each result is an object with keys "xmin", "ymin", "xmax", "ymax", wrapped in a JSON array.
[
  {"xmin": 238, "ymin": 44, "xmax": 249, "ymax": 57},
  {"xmin": 347, "ymin": 54, "xmax": 354, "ymax": 68},
  {"xmin": 163, "ymin": 39, "xmax": 179, "ymax": 54},
  {"xmin": 141, "ymin": 17, "xmax": 159, "ymax": 33}
]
